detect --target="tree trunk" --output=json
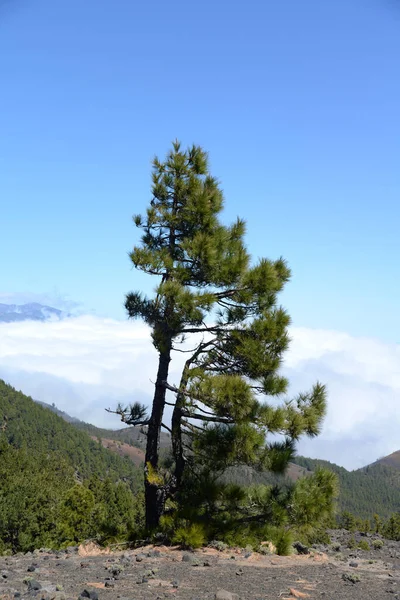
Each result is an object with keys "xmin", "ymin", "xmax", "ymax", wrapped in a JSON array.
[
  {"xmin": 171, "ymin": 363, "xmax": 190, "ymax": 490},
  {"xmin": 144, "ymin": 345, "xmax": 171, "ymax": 529}
]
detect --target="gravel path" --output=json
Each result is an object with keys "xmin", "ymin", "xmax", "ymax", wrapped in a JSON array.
[{"xmin": 1, "ymin": 534, "xmax": 399, "ymax": 600}]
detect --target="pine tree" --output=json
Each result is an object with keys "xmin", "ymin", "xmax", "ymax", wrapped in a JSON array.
[{"xmin": 114, "ymin": 141, "xmax": 327, "ymax": 529}]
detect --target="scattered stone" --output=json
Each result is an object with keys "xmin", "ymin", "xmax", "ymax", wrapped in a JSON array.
[
  {"xmin": 135, "ymin": 553, "xmax": 146, "ymax": 562},
  {"xmin": 203, "ymin": 559, "xmax": 212, "ymax": 567},
  {"xmin": 105, "ymin": 580, "xmax": 115, "ymax": 588},
  {"xmin": 108, "ymin": 565, "xmax": 123, "ymax": 577},
  {"xmin": 349, "ymin": 561, "xmax": 359, "ymax": 568},
  {"xmin": 182, "ymin": 553, "xmax": 193, "ymax": 562}
]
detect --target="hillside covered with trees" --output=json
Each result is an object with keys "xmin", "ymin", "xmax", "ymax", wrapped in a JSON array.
[
  {"xmin": 0, "ymin": 380, "xmax": 144, "ymax": 553},
  {"xmin": 293, "ymin": 456, "xmax": 400, "ymax": 519},
  {"xmin": 0, "ymin": 380, "xmax": 142, "ymax": 488}
]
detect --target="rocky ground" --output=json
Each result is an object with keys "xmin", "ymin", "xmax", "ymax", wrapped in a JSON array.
[{"xmin": 1, "ymin": 530, "xmax": 400, "ymax": 600}]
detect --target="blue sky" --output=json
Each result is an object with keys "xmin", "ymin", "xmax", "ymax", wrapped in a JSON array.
[{"xmin": 1, "ymin": 0, "xmax": 399, "ymax": 342}]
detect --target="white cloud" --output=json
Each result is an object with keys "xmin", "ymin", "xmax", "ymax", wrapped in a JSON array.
[
  {"xmin": 286, "ymin": 327, "xmax": 400, "ymax": 468},
  {"xmin": 0, "ymin": 317, "xmax": 398, "ymax": 470}
]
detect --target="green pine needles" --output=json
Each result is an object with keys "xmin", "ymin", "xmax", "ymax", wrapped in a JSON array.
[{"xmin": 114, "ymin": 141, "xmax": 329, "ymax": 531}]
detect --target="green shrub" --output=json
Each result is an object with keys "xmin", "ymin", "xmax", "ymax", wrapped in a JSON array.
[
  {"xmin": 275, "ymin": 529, "xmax": 293, "ymax": 556},
  {"xmin": 347, "ymin": 536, "xmax": 357, "ymax": 549},
  {"xmin": 222, "ymin": 528, "xmax": 261, "ymax": 550},
  {"xmin": 358, "ymin": 540, "xmax": 370, "ymax": 551},
  {"xmin": 372, "ymin": 539, "xmax": 384, "ymax": 550},
  {"xmin": 342, "ymin": 572, "xmax": 360, "ymax": 584},
  {"xmin": 172, "ymin": 523, "xmax": 206, "ymax": 549}
]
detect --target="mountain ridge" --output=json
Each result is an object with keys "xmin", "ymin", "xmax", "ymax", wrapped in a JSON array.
[{"xmin": 0, "ymin": 302, "xmax": 66, "ymax": 323}]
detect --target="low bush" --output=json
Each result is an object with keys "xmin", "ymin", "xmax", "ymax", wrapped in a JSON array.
[{"xmin": 358, "ymin": 540, "xmax": 370, "ymax": 551}]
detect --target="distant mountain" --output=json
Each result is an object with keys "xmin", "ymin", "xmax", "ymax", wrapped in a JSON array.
[
  {"xmin": 370, "ymin": 450, "xmax": 400, "ymax": 471},
  {"xmin": 0, "ymin": 302, "xmax": 65, "ymax": 323},
  {"xmin": 293, "ymin": 456, "xmax": 400, "ymax": 519}
]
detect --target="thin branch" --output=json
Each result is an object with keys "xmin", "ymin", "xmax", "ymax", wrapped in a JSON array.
[
  {"xmin": 172, "ymin": 346, "xmax": 201, "ymax": 353},
  {"xmin": 181, "ymin": 324, "xmax": 223, "ymax": 334},
  {"xmin": 182, "ymin": 410, "xmax": 234, "ymax": 424},
  {"xmin": 161, "ymin": 422, "xmax": 173, "ymax": 434},
  {"xmin": 188, "ymin": 403, "xmax": 217, "ymax": 416},
  {"xmin": 182, "ymin": 419, "xmax": 206, "ymax": 432},
  {"xmin": 105, "ymin": 408, "xmax": 149, "ymax": 427}
]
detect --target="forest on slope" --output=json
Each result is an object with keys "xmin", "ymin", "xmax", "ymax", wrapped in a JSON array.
[
  {"xmin": 0, "ymin": 380, "xmax": 142, "ymax": 488},
  {"xmin": 292, "ymin": 456, "xmax": 400, "ymax": 520},
  {"xmin": 0, "ymin": 380, "xmax": 144, "ymax": 553}
]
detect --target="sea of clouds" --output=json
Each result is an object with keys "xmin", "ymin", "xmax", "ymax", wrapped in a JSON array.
[{"xmin": 0, "ymin": 315, "xmax": 398, "ymax": 470}]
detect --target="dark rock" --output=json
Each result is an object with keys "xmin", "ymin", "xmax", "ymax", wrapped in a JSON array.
[
  {"xmin": 171, "ymin": 580, "xmax": 179, "ymax": 588},
  {"xmin": 27, "ymin": 579, "xmax": 42, "ymax": 591},
  {"xmin": 80, "ymin": 589, "xmax": 99, "ymax": 600},
  {"xmin": 27, "ymin": 565, "xmax": 36, "ymax": 572},
  {"xmin": 293, "ymin": 541, "xmax": 310, "ymax": 555},
  {"xmin": 105, "ymin": 580, "xmax": 115, "ymax": 588}
]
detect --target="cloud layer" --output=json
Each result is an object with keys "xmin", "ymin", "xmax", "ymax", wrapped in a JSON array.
[{"xmin": 0, "ymin": 316, "xmax": 398, "ymax": 470}]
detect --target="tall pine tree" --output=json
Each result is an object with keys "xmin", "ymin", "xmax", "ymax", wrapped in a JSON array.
[{"xmin": 115, "ymin": 141, "xmax": 326, "ymax": 529}]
